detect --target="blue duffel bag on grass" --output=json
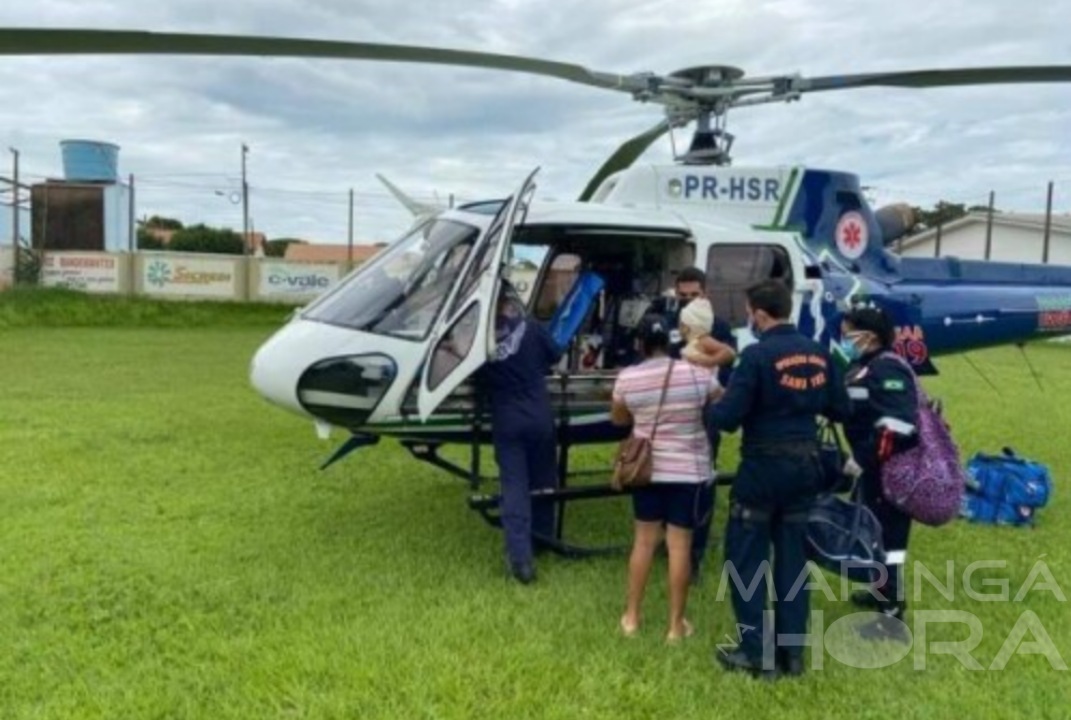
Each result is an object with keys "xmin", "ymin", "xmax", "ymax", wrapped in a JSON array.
[{"xmin": 961, "ymin": 448, "xmax": 1052, "ymax": 526}]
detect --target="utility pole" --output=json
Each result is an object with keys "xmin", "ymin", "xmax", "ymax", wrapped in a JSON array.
[
  {"xmin": 347, "ymin": 188, "xmax": 355, "ymax": 271},
  {"xmin": 128, "ymin": 173, "xmax": 136, "ymax": 251},
  {"xmin": 241, "ymin": 143, "xmax": 250, "ymax": 256},
  {"xmin": 984, "ymin": 190, "xmax": 995, "ymax": 260},
  {"xmin": 1042, "ymin": 181, "xmax": 1054, "ymax": 264},
  {"xmin": 10, "ymin": 147, "xmax": 18, "ymax": 283}
]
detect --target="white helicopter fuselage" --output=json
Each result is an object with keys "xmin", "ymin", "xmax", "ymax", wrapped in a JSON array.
[{"xmin": 250, "ymin": 163, "xmax": 845, "ymax": 444}]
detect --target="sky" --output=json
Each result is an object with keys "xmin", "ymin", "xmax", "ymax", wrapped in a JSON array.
[{"xmin": 1, "ymin": 0, "xmax": 1070, "ymax": 245}]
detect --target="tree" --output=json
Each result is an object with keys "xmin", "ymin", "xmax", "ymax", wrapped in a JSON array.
[
  {"xmin": 908, "ymin": 200, "xmax": 1003, "ymax": 232},
  {"xmin": 144, "ymin": 215, "xmax": 184, "ymax": 230},
  {"xmin": 909, "ymin": 201, "xmax": 967, "ymax": 229},
  {"xmin": 169, "ymin": 224, "xmax": 244, "ymax": 254},
  {"xmin": 264, "ymin": 238, "xmax": 306, "ymax": 258},
  {"xmin": 136, "ymin": 227, "xmax": 166, "ymax": 250}
]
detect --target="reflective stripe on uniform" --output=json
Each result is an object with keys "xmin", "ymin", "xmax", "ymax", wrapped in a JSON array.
[
  {"xmin": 848, "ymin": 386, "xmax": 870, "ymax": 400},
  {"xmin": 886, "ymin": 550, "xmax": 907, "ymax": 565},
  {"xmin": 875, "ymin": 416, "xmax": 916, "ymax": 435}
]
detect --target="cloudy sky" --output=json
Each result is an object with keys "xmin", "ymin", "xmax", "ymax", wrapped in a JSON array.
[{"xmin": 1, "ymin": 0, "xmax": 1069, "ymax": 245}]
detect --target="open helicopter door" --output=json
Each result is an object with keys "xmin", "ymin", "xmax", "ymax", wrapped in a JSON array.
[{"xmin": 415, "ymin": 168, "xmax": 539, "ymax": 421}]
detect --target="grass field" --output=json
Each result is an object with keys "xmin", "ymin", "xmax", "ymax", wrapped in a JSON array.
[{"xmin": 2, "ymin": 290, "xmax": 1070, "ymax": 718}]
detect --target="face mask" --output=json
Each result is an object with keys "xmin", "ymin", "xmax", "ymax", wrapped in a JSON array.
[{"xmin": 839, "ymin": 337, "xmax": 861, "ymax": 361}]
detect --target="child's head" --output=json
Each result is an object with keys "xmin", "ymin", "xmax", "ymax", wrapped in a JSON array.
[{"xmin": 679, "ymin": 298, "xmax": 714, "ymax": 340}]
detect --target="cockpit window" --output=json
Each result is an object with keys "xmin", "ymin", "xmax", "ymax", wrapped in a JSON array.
[{"xmin": 302, "ymin": 218, "xmax": 480, "ymax": 341}]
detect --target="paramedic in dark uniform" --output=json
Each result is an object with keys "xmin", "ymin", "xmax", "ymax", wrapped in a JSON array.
[
  {"xmin": 839, "ymin": 306, "xmax": 919, "ymax": 640},
  {"xmin": 473, "ymin": 281, "xmax": 564, "ymax": 584},
  {"xmin": 705, "ymin": 280, "xmax": 850, "ymax": 679},
  {"xmin": 654, "ymin": 266, "xmax": 736, "ymax": 584}
]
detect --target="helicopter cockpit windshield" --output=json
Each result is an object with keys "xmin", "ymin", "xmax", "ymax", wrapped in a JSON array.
[{"xmin": 302, "ymin": 218, "xmax": 480, "ymax": 340}]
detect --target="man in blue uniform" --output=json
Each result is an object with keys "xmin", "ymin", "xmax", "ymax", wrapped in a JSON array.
[
  {"xmin": 705, "ymin": 280, "xmax": 850, "ymax": 678},
  {"xmin": 651, "ymin": 267, "xmax": 736, "ymax": 585},
  {"xmin": 473, "ymin": 281, "xmax": 564, "ymax": 584}
]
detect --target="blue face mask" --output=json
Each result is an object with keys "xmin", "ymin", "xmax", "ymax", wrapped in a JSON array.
[{"xmin": 839, "ymin": 338, "xmax": 861, "ymax": 361}]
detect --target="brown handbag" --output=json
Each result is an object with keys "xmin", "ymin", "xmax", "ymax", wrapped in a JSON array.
[{"xmin": 612, "ymin": 360, "xmax": 674, "ymax": 491}]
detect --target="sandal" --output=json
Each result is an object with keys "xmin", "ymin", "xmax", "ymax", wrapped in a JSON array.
[
  {"xmin": 620, "ymin": 615, "xmax": 640, "ymax": 637},
  {"xmin": 666, "ymin": 619, "xmax": 694, "ymax": 643}
]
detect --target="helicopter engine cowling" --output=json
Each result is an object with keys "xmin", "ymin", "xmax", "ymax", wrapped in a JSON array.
[{"xmin": 875, "ymin": 203, "xmax": 917, "ymax": 247}]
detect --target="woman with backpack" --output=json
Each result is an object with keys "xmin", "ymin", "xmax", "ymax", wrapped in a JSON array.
[{"xmin": 838, "ymin": 306, "xmax": 920, "ymax": 641}]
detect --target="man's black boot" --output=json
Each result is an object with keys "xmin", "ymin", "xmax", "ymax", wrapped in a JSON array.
[{"xmin": 510, "ymin": 561, "xmax": 536, "ymax": 585}]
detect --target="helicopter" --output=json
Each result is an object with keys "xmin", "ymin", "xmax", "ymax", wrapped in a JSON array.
[{"xmin": 5, "ymin": 29, "xmax": 1071, "ymax": 555}]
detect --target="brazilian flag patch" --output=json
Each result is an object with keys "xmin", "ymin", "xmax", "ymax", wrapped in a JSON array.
[{"xmin": 883, "ymin": 378, "xmax": 906, "ymax": 391}]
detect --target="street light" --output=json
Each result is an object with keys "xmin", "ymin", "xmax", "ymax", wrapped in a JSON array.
[
  {"xmin": 214, "ymin": 189, "xmax": 242, "ymax": 205},
  {"xmin": 241, "ymin": 143, "xmax": 250, "ymax": 256}
]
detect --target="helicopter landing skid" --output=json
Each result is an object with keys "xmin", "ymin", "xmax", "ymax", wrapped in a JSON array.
[
  {"xmin": 400, "ymin": 440, "xmax": 489, "ymax": 489},
  {"xmin": 403, "ymin": 433, "xmax": 735, "ymax": 559},
  {"xmin": 468, "ymin": 482, "xmax": 637, "ymax": 559}
]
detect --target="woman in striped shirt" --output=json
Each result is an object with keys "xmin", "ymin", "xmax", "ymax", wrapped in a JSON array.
[{"xmin": 611, "ymin": 314, "xmax": 721, "ymax": 641}]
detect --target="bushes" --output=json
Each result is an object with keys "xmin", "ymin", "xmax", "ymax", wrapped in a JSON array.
[
  {"xmin": 168, "ymin": 224, "xmax": 245, "ymax": 255},
  {"xmin": 136, "ymin": 227, "xmax": 166, "ymax": 250}
]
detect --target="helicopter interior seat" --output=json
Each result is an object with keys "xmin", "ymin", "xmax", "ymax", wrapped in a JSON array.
[{"xmin": 706, "ymin": 244, "xmax": 791, "ymax": 326}]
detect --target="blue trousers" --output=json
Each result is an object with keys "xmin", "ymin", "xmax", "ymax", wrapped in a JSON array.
[
  {"xmin": 690, "ymin": 481, "xmax": 715, "ymax": 569},
  {"xmin": 859, "ymin": 458, "xmax": 912, "ymax": 605},
  {"xmin": 493, "ymin": 423, "xmax": 559, "ymax": 565},
  {"xmin": 690, "ymin": 432, "xmax": 720, "ymax": 572},
  {"xmin": 723, "ymin": 452, "xmax": 822, "ymax": 665}
]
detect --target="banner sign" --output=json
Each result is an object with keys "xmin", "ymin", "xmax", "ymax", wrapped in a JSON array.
[
  {"xmin": 259, "ymin": 261, "xmax": 340, "ymax": 299},
  {"xmin": 42, "ymin": 252, "xmax": 120, "ymax": 293},
  {"xmin": 143, "ymin": 256, "xmax": 237, "ymax": 298}
]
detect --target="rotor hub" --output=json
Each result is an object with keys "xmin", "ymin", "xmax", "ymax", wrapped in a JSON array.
[{"xmin": 667, "ymin": 64, "xmax": 746, "ymax": 88}]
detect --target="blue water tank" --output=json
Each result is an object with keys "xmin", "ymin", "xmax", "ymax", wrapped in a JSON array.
[{"xmin": 60, "ymin": 139, "xmax": 120, "ymax": 183}]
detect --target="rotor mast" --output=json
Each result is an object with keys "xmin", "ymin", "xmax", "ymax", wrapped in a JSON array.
[{"xmin": 624, "ymin": 64, "xmax": 804, "ymax": 166}]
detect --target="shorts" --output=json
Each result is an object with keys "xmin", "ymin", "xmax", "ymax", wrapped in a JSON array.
[{"xmin": 632, "ymin": 482, "xmax": 705, "ymax": 530}]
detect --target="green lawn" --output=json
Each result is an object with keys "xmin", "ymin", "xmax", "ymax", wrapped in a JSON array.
[{"xmin": 1, "ymin": 302, "xmax": 1070, "ymax": 718}]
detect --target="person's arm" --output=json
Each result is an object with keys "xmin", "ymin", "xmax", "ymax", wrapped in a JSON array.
[
  {"xmin": 690, "ymin": 336, "xmax": 734, "ymax": 368},
  {"xmin": 866, "ymin": 360, "xmax": 920, "ymax": 461},
  {"xmin": 534, "ymin": 318, "xmax": 566, "ymax": 368},
  {"xmin": 704, "ymin": 347, "xmax": 759, "ymax": 434},
  {"xmin": 823, "ymin": 351, "xmax": 852, "ymax": 425},
  {"xmin": 710, "ymin": 318, "xmax": 738, "ymax": 367}
]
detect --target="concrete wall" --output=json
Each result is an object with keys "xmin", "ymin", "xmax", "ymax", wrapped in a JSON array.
[
  {"xmin": 11, "ymin": 249, "xmax": 349, "ymax": 303},
  {"xmin": 901, "ymin": 222, "xmax": 1071, "ymax": 264},
  {"xmin": 102, "ymin": 183, "xmax": 133, "ymax": 253},
  {"xmin": 41, "ymin": 250, "xmax": 131, "ymax": 294},
  {"xmin": 252, "ymin": 260, "xmax": 343, "ymax": 303},
  {"xmin": 136, "ymin": 251, "xmax": 248, "ymax": 301}
]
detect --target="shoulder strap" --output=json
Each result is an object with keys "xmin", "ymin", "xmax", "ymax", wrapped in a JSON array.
[{"xmin": 650, "ymin": 360, "xmax": 674, "ymax": 444}]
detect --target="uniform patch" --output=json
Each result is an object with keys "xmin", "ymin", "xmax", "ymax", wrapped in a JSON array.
[{"xmin": 882, "ymin": 378, "xmax": 906, "ymax": 391}]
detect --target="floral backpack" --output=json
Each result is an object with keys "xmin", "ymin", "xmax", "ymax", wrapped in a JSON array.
[{"xmin": 878, "ymin": 352, "xmax": 967, "ymax": 527}]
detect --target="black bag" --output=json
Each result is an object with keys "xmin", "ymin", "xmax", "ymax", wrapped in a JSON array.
[{"xmin": 805, "ymin": 484, "xmax": 887, "ymax": 584}]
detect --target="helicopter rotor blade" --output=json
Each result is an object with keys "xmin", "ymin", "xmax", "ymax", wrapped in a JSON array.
[
  {"xmin": 577, "ymin": 119, "xmax": 673, "ymax": 201},
  {"xmin": 0, "ymin": 28, "xmax": 639, "ymax": 94},
  {"xmin": 798, "ymin": 66, "xmax": 1071, "ymax": 93}
]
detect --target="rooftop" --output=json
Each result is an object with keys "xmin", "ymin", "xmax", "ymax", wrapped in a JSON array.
[
  {"xmin": 900, "ymin": 210, "xmax": 1071, "ymax": 250},
  {"xmin": 284, "ymin": 243, "xmax": 384, "ymax": 264}
]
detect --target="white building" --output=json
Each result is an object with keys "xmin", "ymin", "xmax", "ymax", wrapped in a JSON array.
[{"xmin": 897, "ymin": 211, "xmax": 1071, "ymax": 265}]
